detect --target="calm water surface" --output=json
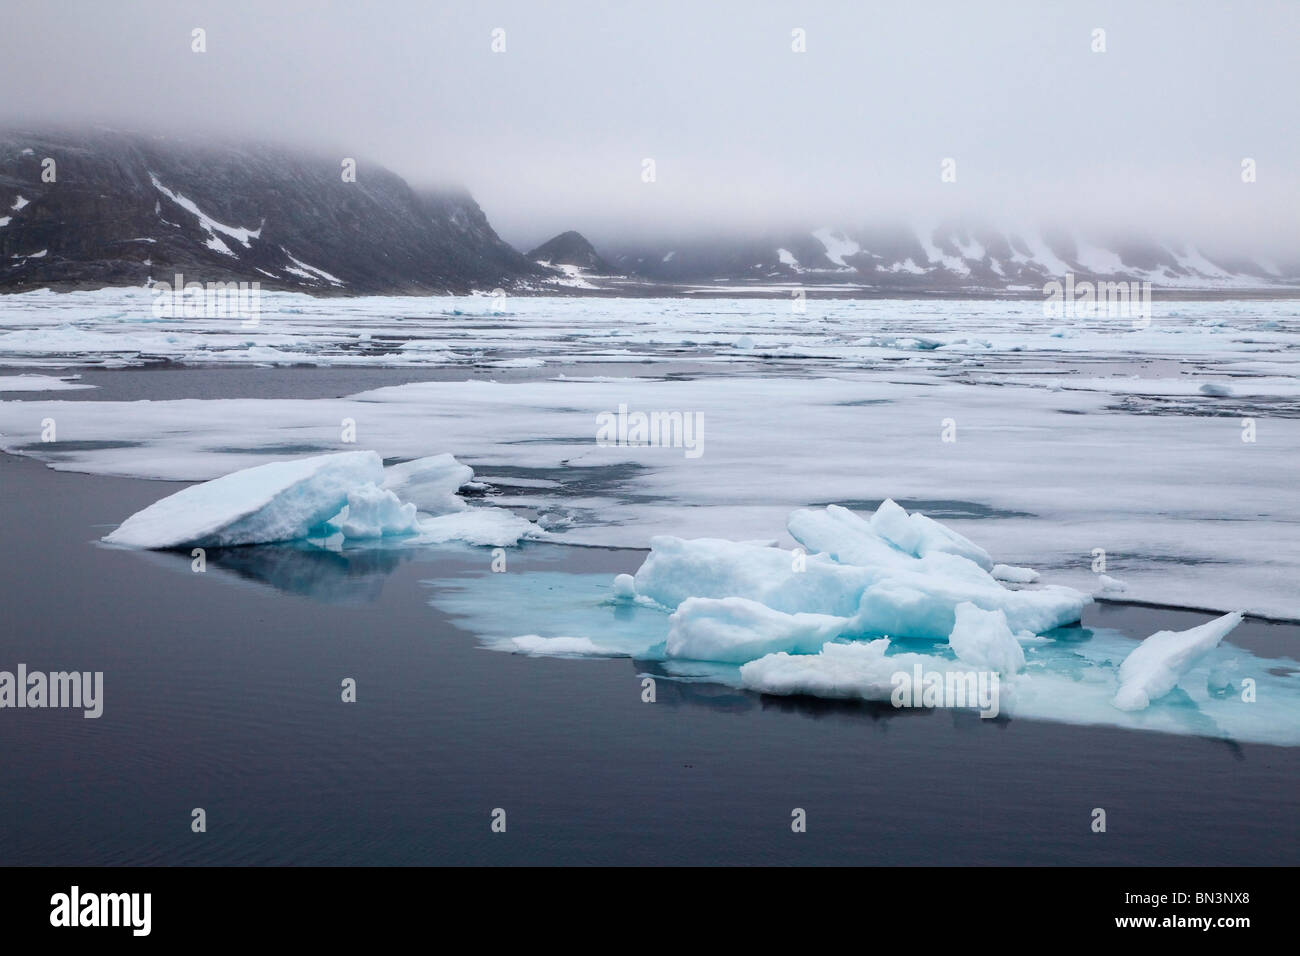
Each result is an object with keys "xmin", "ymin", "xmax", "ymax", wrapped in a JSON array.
[{"xmin": 1, "ymin": 382, "xmax": 1297, "ymax": 866}]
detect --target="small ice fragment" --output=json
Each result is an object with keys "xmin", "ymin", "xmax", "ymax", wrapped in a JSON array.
[
  {"xmin": 325, "ymin": 483, "xmax": 418, "ymax": 539},
  {"xmin": 1198, "ymin": 382, "xmax": 1233, "ymax": 397},
  {"xmin": 1015, "ymin": 632, "xmax": 1052, "ymax": 645},
  {"xmin": 611, "ymin": 573, "xmax": 637, "ymax": 601},
  {"xmin": 382, "ymin": 453, "xmax": 473, "ymax": 515},
  {"xmin": 509, "ymin": 635, "xmax": 622, "ymax": 657},
  {"xmin": 1113, "ymin": 611, "xmax": 1245, "ymax": 711},
  {"xmin": 413, "ymin": 508, "xmax": 541, "ymax": 547},
  {"xmin": 739, "ymin": 639, "xmax": 897, "ymax": 699},
  {"xmin": 992, "ymin": 563, "xmax": 1040, "ymax": 584},
  {"xmin": 1207, "ymin": 661, "xmax": 1239, "ymax": 697}
]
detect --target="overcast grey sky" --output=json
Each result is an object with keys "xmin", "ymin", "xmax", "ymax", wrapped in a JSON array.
[{"xmin": 2, "ymin": 0, "xmax": 1297, "ymax": 254}]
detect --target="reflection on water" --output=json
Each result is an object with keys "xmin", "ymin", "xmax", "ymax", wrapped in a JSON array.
[
  {"xmin": 129, "ymin": 539, "xmax": 417, "ymax": 605},
  {"xmin": 110, "ymin": 533, "xmax": 1300, "ymax": 746},
  {"xmin": 4, "ymin": 448, "xmax": 1297, "ymax": 866}
]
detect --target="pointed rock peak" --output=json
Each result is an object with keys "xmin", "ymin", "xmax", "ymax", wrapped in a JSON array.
[{"xmin": 527, "ymin": 230, "xmax": 612, "ymax": 273}]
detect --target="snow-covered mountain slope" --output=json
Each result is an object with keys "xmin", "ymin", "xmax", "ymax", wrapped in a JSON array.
[
  {"xmin": 608, "ymin": 225, "xmax": 1300, "ymax": 292},
  {"xmin": 0, "ymin": 128, "xmax": 544, "ymax": 294},
  {"xmin": 3, "ymin": 128, "xmax": 1294, "ymax": 297}
]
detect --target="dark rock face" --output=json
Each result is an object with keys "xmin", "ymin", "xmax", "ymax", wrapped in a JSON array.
[
  {"xmin": 526, "ymin": 230, "xmax": 614, "ymax": 274},
  {"xmin": 3, "ymin": 128, "xmax": 1292, "ymax": 298},
  {"xmin": 0, "ymin": 128, "xmax": 543, "ymax": 294}
]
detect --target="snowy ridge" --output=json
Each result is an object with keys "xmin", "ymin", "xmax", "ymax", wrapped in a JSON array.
[
  {"xmin": 1, "ymin": 128, "xmax": 540, "ymax": 294},
  {"xmin": 609, "ymin": 224, "xmax": 1300, "ymax": 291},
  {"xmin": 150, "ymin": 173, "xmax": 264, "ymax": 257}
]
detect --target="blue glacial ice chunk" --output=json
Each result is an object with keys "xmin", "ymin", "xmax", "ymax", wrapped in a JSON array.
[
  {"xmin": 103, "ymin": 451, "xmax": 387, "ymax": 548},
  {"xmin": 411, "ymin": 509, "xmax": 544, "ymax": 547},
  {"xmin": 867, "ymin": 498, "xmax": 994, "ymax": 570},
  {"xmin": 104, "ymin": 450, "xmax": 535, "ymax": 549},
  {"xmin": 791, "ymin": 502, "xmax": 1088, "ymax": 638},
  {"xmin": 634, "ymin": 535, "xmax": 876, "ymax": 618},
  {"xmin": 325, "ymin": 483, "xmax": 419, "ymax": 539},
  {"xmin": 632, "ymin": 502, "xmax": 1087, "ymax": 641},
  {"xmin": 947, "ymin": 602, "xmax": 1026, "ymax": 675}
]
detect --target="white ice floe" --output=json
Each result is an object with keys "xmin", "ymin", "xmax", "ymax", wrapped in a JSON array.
[
  {"xmin": 1113, "ymin": 611, "xmax": 1244, "ymax": 711},
  {"xmin": 0, "ymin": 374, "xmax": 93, "ymax": 392},
  {"xmin": 103, "ymin": 450, "xmax": 540, "ymax": 549},
  {"xmin": 411, "ymin": 508, "xmax": 542, "ymax": 547},
  {"xmin": 433, "ymin": 568, "xmax": 1300, "ymax": 745},
  {"xmin": 3, "ymin": 291, "xmax": 1300, "ymax": 617},
  {"xmin": 105, "ymin": 451, "xmax": 386, "ymax": 548},
  {"xmin": 489, "ymin": 357, "xmax": 546, "ymax": 368}
]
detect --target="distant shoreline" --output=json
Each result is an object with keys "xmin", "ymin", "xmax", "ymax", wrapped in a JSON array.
[{"xmin": 4, "ymin": 281, "xmax": 1300, "ymax": 301}]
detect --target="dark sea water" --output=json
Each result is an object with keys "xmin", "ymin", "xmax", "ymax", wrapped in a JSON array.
[{"xmin": 1, "ymin": 448, "xmax": 1297, "ymax": 866}]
